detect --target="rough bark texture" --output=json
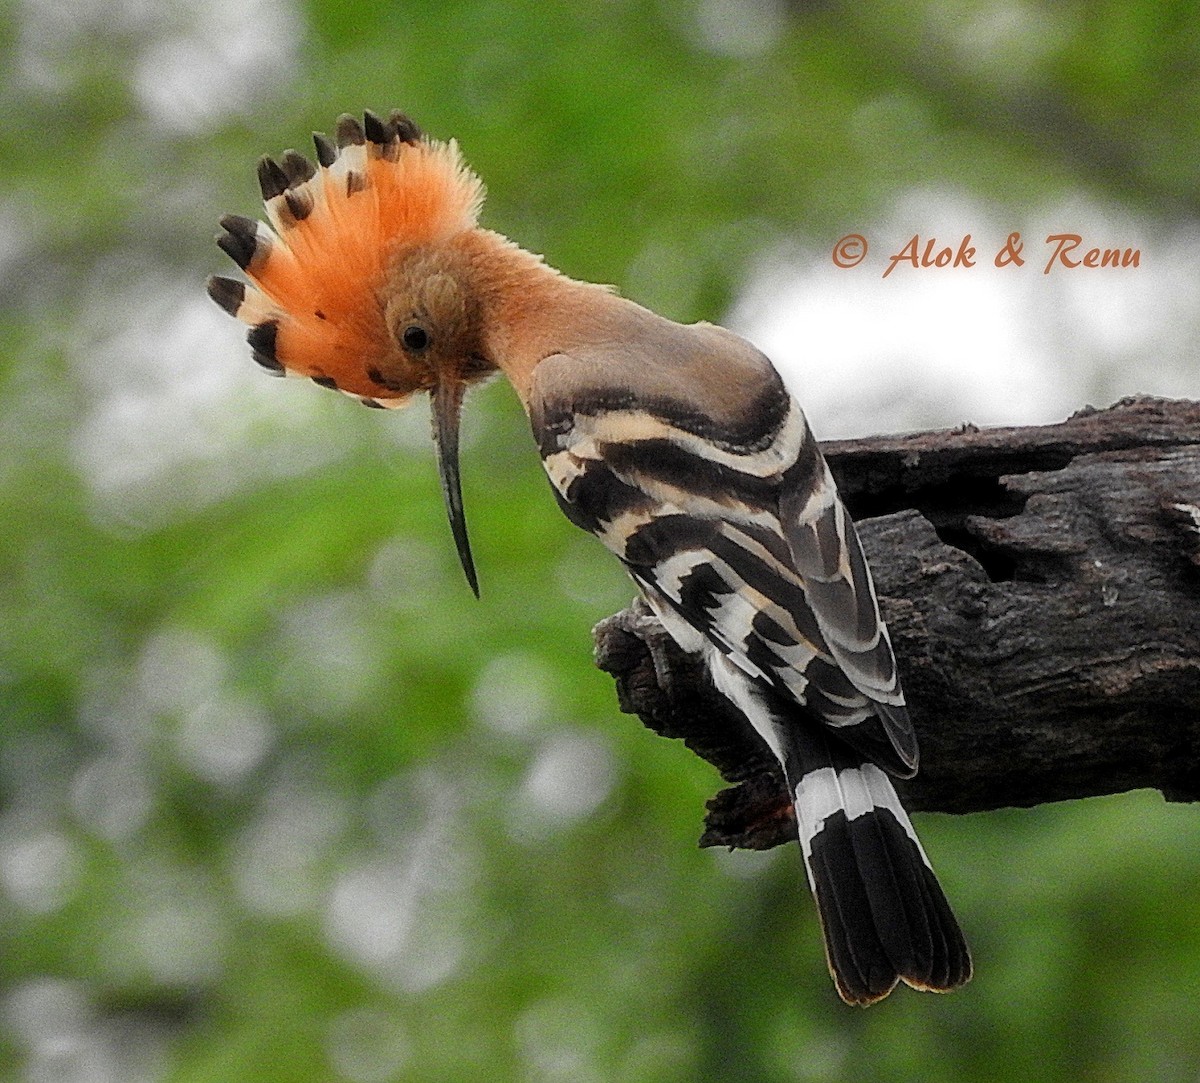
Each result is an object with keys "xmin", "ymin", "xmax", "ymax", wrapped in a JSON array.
[{"xmin": 592, "ymin": 396, "xmax": 1200, "ymax": 850}]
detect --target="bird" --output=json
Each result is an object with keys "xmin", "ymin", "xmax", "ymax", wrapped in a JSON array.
[{"xmin": 208, "ymin": 109, "xmax": 971, "ymax": 1005}]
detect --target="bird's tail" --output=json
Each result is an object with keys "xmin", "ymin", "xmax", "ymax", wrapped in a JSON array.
[
  {"xmin": 207, "ymin": 110, "xmax": 483, "ymax": 405},
  {"xmin": 784, "ymin": 725, "xmax": 972, "ymax": 1005}
]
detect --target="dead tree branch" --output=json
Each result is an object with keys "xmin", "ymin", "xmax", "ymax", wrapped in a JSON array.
[{"xmin": 593, "ymin": 396, "xmax": 1200, "ymax": 849}]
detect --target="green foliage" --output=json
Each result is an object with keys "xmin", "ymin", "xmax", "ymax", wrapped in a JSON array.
[{"xmin": 1, "ymin": 1, "xmax": 1198, "ymax": 1080}]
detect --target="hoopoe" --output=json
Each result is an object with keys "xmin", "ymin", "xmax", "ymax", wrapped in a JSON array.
[{"xmin": 209, "ymin": 110, "xmax": 971, "ymax": 1005}]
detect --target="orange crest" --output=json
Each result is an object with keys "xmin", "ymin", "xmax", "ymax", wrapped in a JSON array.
[{"xmin": 208, "ymin": 110, "xmax": 485, "ymax": 405}]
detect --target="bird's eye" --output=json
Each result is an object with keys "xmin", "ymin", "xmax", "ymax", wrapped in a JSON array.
[{"xmin": 402, "ymin": 325, "xmax": 430, "ymax": 352}]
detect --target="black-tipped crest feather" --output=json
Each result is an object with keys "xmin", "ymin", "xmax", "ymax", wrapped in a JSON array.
[
  {"xmin": 389, "ymin": 111, "xmax": 422, "ymax": 144},
  {"xmin": 279, "ymin": 149, "xmax": 317, "ymax": 186},
  {"xmin": 312, "ymin": 131, "xmax": 336, "ymax": 168},
  {"xmin": 335, "ymin": 114, "xmax": 365, "ymax": 147},
  {"xmin": 257, "ymin": 156, "xmax": 290, "ymax": 201},
  {"xmin": 284, "ymin": 188, "xmax": 313, "ymax": 221},
  {"xmin": 363, "ymin": 109, "xmax": 392, "ymax": 144},
  {"xmin": 216, "ymin": 214, "xmax": 260, "ymax": 269},
  {"xmin": 206, "ymin": 275, "xmax": 245, "ymax": 317},
  {"xmin": 246, "ymin": 321, "xmax": 283, "ymax": 375}
]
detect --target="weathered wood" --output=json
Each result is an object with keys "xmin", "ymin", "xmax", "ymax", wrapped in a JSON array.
[{"xmin": 593, "ymin": 396, "xmax": 1200, "ymax": 850}]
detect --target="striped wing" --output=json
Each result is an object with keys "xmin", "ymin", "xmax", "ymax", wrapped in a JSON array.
[
  {"xmin": 531, "ymin": 355, "xmax": 917, "ymax": 777},
  {"xmin": 777, "ymin": 445, "xmax": 917, "ymax": 772}
]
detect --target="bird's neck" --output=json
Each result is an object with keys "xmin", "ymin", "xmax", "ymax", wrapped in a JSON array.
[{"xmin": 458, "ymin": 229, "xmax": 629, "ymax": 405}]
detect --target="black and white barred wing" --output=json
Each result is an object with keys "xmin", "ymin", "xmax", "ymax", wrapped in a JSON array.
[
  {"xmin": 530, "ymin": 357, "xmax": 916, "ymax": 778},
  {"xmin": 776, "ymin": 441, "xmax": 919, "ymax": 774}
]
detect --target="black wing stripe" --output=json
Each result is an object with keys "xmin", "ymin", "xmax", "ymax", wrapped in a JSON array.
[
  {"xmin": 601, "ymin": 439, "xmax": 779, "ymax": 509},
  {"xmin": 549, "ymin": 456, "xmax": 653, "ymax": 537},
  {"xmin": 622, "ymin": 514, "xmax": 720, "ymax": 567},
  {"xmin": 640, "ymin": 545, "xmax": 894, "ymax": 741},
  {"xmin": 705, "ymin": 526, "xmax": 827, "ymax": 649},
  {"xmin": 676, "ymin": 560, "xmax": 737, "ymax": 617}
]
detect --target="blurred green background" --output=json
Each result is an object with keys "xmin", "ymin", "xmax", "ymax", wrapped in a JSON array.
[{"xmin": 2, "ymin": 1, "xmax": 1199, "ymax": 1080}]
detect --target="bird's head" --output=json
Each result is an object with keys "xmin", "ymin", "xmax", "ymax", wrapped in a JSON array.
[{"xmin": 208, "ymin": 111, "xmax": 496, "ymax": 595}]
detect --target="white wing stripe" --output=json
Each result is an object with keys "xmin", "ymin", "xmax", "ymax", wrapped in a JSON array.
[{"xmin": 542, "ymin": 448, "xmax": 588, "ymax": 494}]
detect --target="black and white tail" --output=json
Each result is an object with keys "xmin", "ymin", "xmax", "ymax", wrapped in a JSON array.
[
  {"xmin": 699, "ymin": 639, "xmax": 970, "ymax": 1005},
  {"xmin": 785, "ymin": 723, "xmax": 971, "ymax": 1004}
]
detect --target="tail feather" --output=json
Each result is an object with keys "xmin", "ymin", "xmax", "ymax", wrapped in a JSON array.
[
  {"xmin": 857, "ymin": 764, "xmax": 937, "ymax": 984},
  {"xmin": 809, "ymin": 810, "xmax": 901, "ymax": 1003},
  {"xmin": 791, "ymin": 730, "xmax": 971, "ymax": 1005},
  {"xmin": 913, "ymin": 861, "xmax": 972, "ymax": 991},
  {"xmin": 846, "ymin": 809, "xmax": 928, "ymax": 984},
  {"xmin": 840, "ymin": 764, "xmax": 932, "ymax": 980}
]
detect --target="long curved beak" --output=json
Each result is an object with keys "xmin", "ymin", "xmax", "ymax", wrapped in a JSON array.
[{"xmin": 430, "ymin": 376, "xmax": 480, "ymax": 598}]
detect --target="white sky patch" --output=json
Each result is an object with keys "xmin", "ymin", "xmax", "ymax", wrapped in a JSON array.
[
  {"xmin": 1, "ymin": 978, "xmax": 161, "ymax": 1083},
  {"xmin": 324, "ymin": 855, "xmax": 466, "ymax": 993},
  {"xmin": 324, "ymin": 772, "xmax": 471, "ymax": 993},
  {"xmin": 274, "ymin": 592, "xmax": 391, "ymax": 719},
  {"xmin": 133, "ymin": 0, "xmax": 301, "ymax": 134},
  {"xmin": 728, "ymin": 188, "xmax": 1200, "ymax": 439},
  {"xmin": 175, "ymin": 693, "xmax": 274, "ymax": 785},
  {"xmin": 471, "ymin": 652, "xmax": 559, "ymax": 738},
  {"xmin": 552, "ymin": 534, "xmax": 633, "ymax": 611},
  {"xmin": 367, "ymin": 536, "xmax": 454, "ymax": 613},
  {"xmin": 691, "ymin": 0, "xmax": 786, "ymax": 57},
  {"xmin": 136, "ymin": 626, "xmax": 228, "ymax": 717},
  {"xmin": 515, "ymin": 997, "xmax": 605, "ymax": 1083},
  {"xmin": 946, "ymin": 1, "xmax": 1070, "ymax": 86},
  {"xmin": 127, "ymin": 896, "xmax": 228, "ymax": 986},
  {"xmin": 231, "ymin": 782, "xmax": 349, "ymax": 918},
  {"xmin": 510, "ymin": 731, "xmax": 618, "ymax": 842},
  {"xmin": 70, "ymin": 753, "xmax": 154, "ymax": 842},
  {"xmin": 4, "ymin": 978, "xmax": 93, "ymax": 1052},
  {"xmin": 0, "ymin": 818, "xmax": 82, "ymax": 914},
  {"xmin": 711, "ymin": 841, "xmax": 783, "ymax": 881},
  {"xmin": 69, "ymin": 262, "xmax": 361, "ymax": 529},
  {"xmin": 17, "ymin": 0, "xmax": 300, "ymax": 134},
  {"xmin": 93, "ymin": 857, "xmax": 228, "ymax": 988},
  {"xmin": 134, "ymin": 625, "xmax": 274, "ymax": 785},
  {"xmin": 0, "ymin": 201, "xmax": 33, "ymax": 283},
  {"xmin": 17, "ymin": 0, "xmax": 161, "ymax": 92}
]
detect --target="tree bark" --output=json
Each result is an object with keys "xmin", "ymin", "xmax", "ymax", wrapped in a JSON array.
[{"xmin": 592, "ymin": 396, "xmax": 1200, "ymax": 850}]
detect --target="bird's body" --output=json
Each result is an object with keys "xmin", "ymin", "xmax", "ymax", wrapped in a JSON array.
[{"xmin": 210, "ymin": 111, "xmax": 971, "ymax": 1004}]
